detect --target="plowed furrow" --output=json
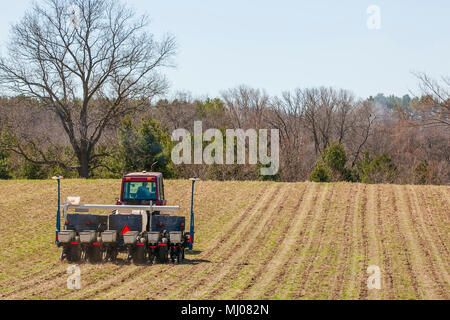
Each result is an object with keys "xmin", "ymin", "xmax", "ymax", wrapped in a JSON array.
[
  {"xmin": 160, "ymin": 185, "xmax": 283, "ymax": 299},
  {"xmin": 192, "ymin": 185, "xmax": 291, "ymax": 299},
  {"xmin": 375, "ymin": 185, "xmax": 394, "ymax": 299},
  {"xmin": 76, "ymin": 264, "xmax": 145, "ymax": 300},
  {"xmin": 402, "ymin": 186, "xmax": 449, "ymax": 299},
  {"xmin": 363, "ymin": 184, "xmax": 383, "ymax": 299},
  {"xmin": 358, "ymin": 185, "xmax": 369, "ymax": 299},
  {"xmin": 0, "ymin": 261, "xmax": 63, "ymax": 298},
  {"xmin": 261, "ymin": 183, "xmax": 323, "ymax": 299},
  {"xmin": 341, "ymin": 184, "xmax": 364, "ymax": 299},
  {"xmin": 201, "ymin": 185, "xmax": 271, "ymax": 255},
  {"xmin": 390, "ymin": 185, "xmax": 420, "ymax": 299},
  {"xmin": 292, "ymin": 185, "xmax": 338, "ymax": 299},
  {"xmin": 435, "ymin": 188, "xmax": 450, "ymax": 219},
  {"xmin": 278, "ymin": 184, "xmax": 331, "ymax": 299},
  {"xmin": 106, "ymin": 264, "xmax": 174, "ymax": 300},
  {"xmin": 376, "ymin": 186, "xmax": 418, "ymax": 299},
  {"xmin": 330, "ymin": 184, "xmax": 358, "ymax": 299},
  {"xmin": 15, "ymin": 261, "xmax": 125, "ymax": 300},
  {"xmin": 2, "ymin": 268, "xmax": 67, "ymax": 299},
  {"xmin": 242, "ymin": 184, "xmax": 317, "ymax": 300},
  {"xmin": 427, "ymin": 188, "xmax": 450, "ymax": 255},
  {"xmin": 416, "ymin": 188, "xmax": 449, "ymax": 259},
  {"xmin": 298, "ymin": 183, "xmax": 352, "ymax": 300},
  {"xmin": 227, "ymin": 185, "xmax": 308, "ymax": 299},
  {"xmin": 204, "ymin": 196, "xmax": 293, "ymax": 299}
]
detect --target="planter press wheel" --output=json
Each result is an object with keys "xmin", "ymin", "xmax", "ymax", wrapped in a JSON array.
[
  {"xmin": 133, "ymin": 245, "xmax": 147, "ymax": 265},
  {"xmin": 157, "ymin": 241, "xmax": 169, "ymax": 264},
  {"xmin": 67, "ymin": 245, "xmax": 82, "ymax": 264},
  {"xmin": 87, "ymin": 245, "xmax": 103, "ymax": 264}
]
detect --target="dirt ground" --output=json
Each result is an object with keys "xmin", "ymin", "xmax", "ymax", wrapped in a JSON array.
[{"xmin": 0, "ymin": 179, "xmax": 448, "ymax": 300}]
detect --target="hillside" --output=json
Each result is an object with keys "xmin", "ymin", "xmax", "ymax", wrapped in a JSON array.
[{"xmin": 0, "ymin": 180, "xmax": 448, "ymax": 300}]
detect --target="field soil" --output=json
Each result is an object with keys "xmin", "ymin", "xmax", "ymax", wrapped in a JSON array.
[{"xmin": 0, "ymin": 180, "xmax": 448, "ymax": 300}]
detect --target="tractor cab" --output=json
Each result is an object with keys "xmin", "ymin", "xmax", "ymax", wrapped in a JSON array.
[{"xmin": 118, "ymin": 171, "xmax": 167, "ymax": 206}]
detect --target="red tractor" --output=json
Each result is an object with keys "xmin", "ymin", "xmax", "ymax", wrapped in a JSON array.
[{"xmin": 55, "ymin": 172, "xmax": 198, "ymax": 265}]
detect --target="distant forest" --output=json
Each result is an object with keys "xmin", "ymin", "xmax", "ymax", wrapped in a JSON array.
[{"xmin": 1, "ymin": 86, "xmax": 448, "ymax": 185}]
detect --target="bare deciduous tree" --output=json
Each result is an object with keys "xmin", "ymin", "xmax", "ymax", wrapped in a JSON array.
[
  {"xmin": 349, "ymin": 101, "xmax": 376, "ymax": 167},
  {"xmin": 221, "ymin": 85, "xmax": 269, "ymax": 129},
  {"xmin": 413, "ymin": 72, "xmax": 450, "ymax": 127},
  {"xmin": 0, "ymin": 0, "xmax": 176, "ymax": 178}
]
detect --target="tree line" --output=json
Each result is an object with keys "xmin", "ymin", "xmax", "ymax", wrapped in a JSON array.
[{"xmin": 0, "ymin": 86, "xmax": 448, "ymax": 185}]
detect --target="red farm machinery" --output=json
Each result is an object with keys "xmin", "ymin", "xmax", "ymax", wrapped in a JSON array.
[{"xmin": 54, "ymin": 172, "xmax": 198, "ymax": 265}]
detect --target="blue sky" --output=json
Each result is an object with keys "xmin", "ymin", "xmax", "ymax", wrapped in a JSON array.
[{"xmin": 0, "ymin": 0, "xmax": 449, "ymax": 99}]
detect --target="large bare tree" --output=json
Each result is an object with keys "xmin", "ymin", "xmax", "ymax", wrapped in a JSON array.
[{"xmin": 0, "ymin": 0, "xmax": 176, "ymax": 178}]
